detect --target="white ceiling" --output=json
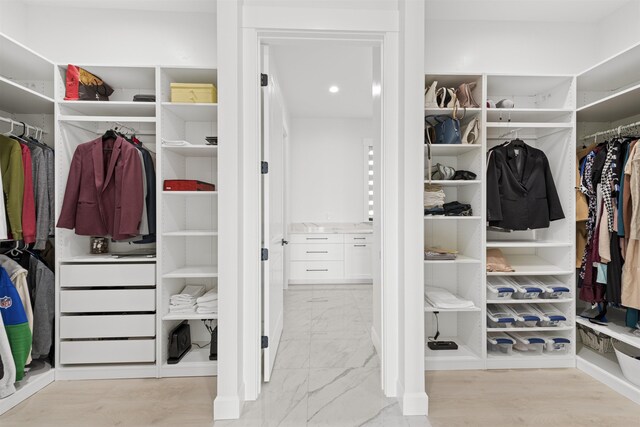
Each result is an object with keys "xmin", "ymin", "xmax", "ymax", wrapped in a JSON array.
[
  {"xmin": 21, "ymin": 0, "xmax": 217, "ymax": 13},
  {"xmin": 244, "ymin": 0, "xmax": 397, "ymax": 9},
  {"xmin": 271, "ymin": 44, "xmax": 373, "ymax": 119},
  {"xmin": 426, "ymin": 0, "xmax": 632, "ymax": 23},
  {"xmin": 19, "ymin": 0, "xmax": 632, "ymax": 21}
]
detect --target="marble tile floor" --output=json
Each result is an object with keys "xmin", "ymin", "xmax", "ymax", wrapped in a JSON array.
[{"xmin": 216, "ymin": 286, "xmax": 430, "ymax": 427}]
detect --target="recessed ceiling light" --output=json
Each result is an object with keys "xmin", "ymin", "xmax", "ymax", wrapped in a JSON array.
[{"xmin": 329, "ymin": 85, "xmax": 340, "ymax": 93}]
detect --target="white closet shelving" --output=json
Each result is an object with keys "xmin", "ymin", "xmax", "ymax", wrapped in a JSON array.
[
  {"xmin": 158, "ymin": 66, "xmax": 219, "ymax": 377},
  {"xmin": 423, "ymin": 73, "xmax": 577, "ymax": 372},
  {"xmin": 485, "ymin": 74, "xmax": 576, "ymax": 370},
  {"xmin": 54, "ymin": 65, "xmax": 158, "ymax": 381},
  {"xmin": 424, "ymin": 74, "xmax": 486, "ymax": 370},
  {"xmin": 576, "ymin": 44, "xmax": 640, "ymax": 405},
  {"xmin": 0, "ymin": 32, "xmax": 55, "ymax": 416}
]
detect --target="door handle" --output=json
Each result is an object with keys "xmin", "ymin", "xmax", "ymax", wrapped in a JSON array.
[{"xmin": 281, "ymin": 239, "xmax": 289, "ymax": 246}]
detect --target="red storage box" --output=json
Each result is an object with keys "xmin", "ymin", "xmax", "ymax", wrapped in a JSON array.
[{"xmin": 163, "ymin": 180, "xmax": 216, "ymax": 191}]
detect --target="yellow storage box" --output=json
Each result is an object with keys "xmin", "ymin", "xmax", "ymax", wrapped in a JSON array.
[{"xmin": 170, "ymin": 83, "xmax": 217, "ymax": 103}]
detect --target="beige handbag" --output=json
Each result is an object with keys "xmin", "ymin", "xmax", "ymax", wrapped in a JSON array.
[
  {"xmin": 424, "ymin": 81, "xmax": 438, "ymax": 108},
  {"xmin": 456, "ymin": 82, "xmax": 479, "ymax": 108},
  {"xmin": 462, "ymin": 117, "xmax": 480, "ymax": 144}
]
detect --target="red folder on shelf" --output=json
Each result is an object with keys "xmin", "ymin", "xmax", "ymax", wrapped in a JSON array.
[{"xmin": 163, "ymin": 180, "xmax": 216, "ymax": 191}]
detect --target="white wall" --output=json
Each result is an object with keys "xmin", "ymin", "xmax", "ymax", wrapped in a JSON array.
[
  {"xmin": 289, "ymin": 117, "xmax": 372, "ymax": 223},
  {"xmin": 592, "ymin": 0, "xmax": 640, "ymax": 68},
  {"xmin": 0, "ymin": 1, "xmax": 28, "ymax": 42},
  {"xmin": 425, "ymin": 19, "xmax": 597, "ymax": 75},
  {"xmin": 1, "ymin": 4, "xmax": 217, "ymax": 66}
]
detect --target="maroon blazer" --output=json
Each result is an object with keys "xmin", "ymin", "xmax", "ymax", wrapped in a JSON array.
[{"xmin": 57, "ymin": 136, "xmax": 144, "ymax": 240}]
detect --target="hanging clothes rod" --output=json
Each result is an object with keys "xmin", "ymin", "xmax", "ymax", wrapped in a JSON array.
[
  {"xmin": 498, "ymin": 128, "xmax": 523, "ymax": 139},
  {"xmin": 62, "ymin": 121, "xmax": 156, "ymax": 136},
  {"xmin": 488, "ymin": 128, "xmax": 569, "ymax": 141},
  {"xmin": 0, "ymin": 116, "xmax": 47, "ymax": 140},
  {"xmin": 582, "ymin": 120, "xmax": 640, "ymax": 141},
  {"xmin": 61, "ymin": 121, "xmax": 156, "ymax": 153}
]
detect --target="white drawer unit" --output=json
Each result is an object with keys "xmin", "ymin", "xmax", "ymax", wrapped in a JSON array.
[
  {"xmin": 60, "ymin": 315, "xmax": 156, "ymax": 339},
  {"xmin": 345, "ymin": 243, "xmax": 373, "ymax": 280},
  {"xmin": 289, "ymin": 234, "xmax": 344, "ymax": 244},
  {"xmin": 60, "ymin": 263, "xmax": 156, "ymax": 288},
  {"xmin": 60, "ymin": 289, "xmax": 156, "ymax": 313},
  {"xmin": 60, "ymin": 339, "xmax": 156, "ymax": 365},
  {"xmin": 345, "ymin": 234, "xmax": 373, "ymax": 243},
  {"xmin": 290, "ymin": 243, "xmax": 344, "ymax": 261},
  {"xmin": 288, "ymin": 230, "xmax": 373, "ymax": 284},
  {"xmin": 289, "ymin": 261, "xmax": 344, "ymax": 280}
]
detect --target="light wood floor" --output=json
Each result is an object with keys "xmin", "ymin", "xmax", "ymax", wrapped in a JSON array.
[
  {"xmin": 1, "ymin": 377, "xmax": 216, "ymax": 427},
  {"xmin": 2, "ymin": 369, "xmax": 639, "ymax": 426},
  {"xmin": 426, "ymin": 369, "xmax": 640, "ymax": 427}
]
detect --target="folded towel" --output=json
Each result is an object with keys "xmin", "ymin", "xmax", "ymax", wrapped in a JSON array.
[
  {"xmin": 170, "ymin": 300, "xmax": 196, "ymax": 306},
  {"xmin": 424, "ymin": 287, "xmax": 475, "ymax": 309},
  {"xmin": 196, "ymin": 289, "xmax": 218, "ymax": 304},
  {"xmin": 169, "ymin": 305, "xmax": 197, "ymax": 313},
  {"xmin": 197, "ymin": 307, "xmax": 218, "ymax": 314},
  {"xmin": 197, "ymin": 301, "xmax": 218, "ymax": 308},
  {"xmin": 170, "ymin": 285, "xmax": 205, "ymax": 305}
]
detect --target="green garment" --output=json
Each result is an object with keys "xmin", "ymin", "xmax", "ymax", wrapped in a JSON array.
[
  {"xmin": 0, "ymin": 135, "xmax": 24, "ymax": 240},
  {"xmin": 5, "ymin": 323, "xmax": 31, "ymax": 381}
]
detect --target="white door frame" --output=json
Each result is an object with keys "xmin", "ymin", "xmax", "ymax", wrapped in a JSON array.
[
  {"xmin": 242, "ymin": 28, "xmax": 399, "ymax": 400},
  {"xmin": 213, "ymin": 1, "xmax": 427, "ymax": 420}
]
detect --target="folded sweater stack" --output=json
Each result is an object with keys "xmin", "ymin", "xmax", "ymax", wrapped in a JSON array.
[
  {"xmin": 169, "ymin": 285, "xmax": 205, "ymax": 314},
  {"xmin": 196, "ymin": 289, "xmax": 218, "ymax": 314}
]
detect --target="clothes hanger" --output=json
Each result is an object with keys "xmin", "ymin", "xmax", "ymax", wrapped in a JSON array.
[
  {"xmin": 102, "ymin": 128, "xmax": 119, "ymax": 141},
  {"xmin": 2, "ymin": 120, "xmax": 15, "ymax": 136},
  {"xmin": 8, "ymin": 240, "xmax": 23, "ymax": 257}
]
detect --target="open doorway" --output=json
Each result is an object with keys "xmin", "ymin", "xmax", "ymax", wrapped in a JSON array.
[{"xmin": 258, "ymin": 39, "xmax": 387, "ymax": 423}]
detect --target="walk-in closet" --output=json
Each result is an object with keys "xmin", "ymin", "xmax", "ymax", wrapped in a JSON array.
[{"xmin": 1, "ymin": 1, "xmax": 640, "ymax": 426}]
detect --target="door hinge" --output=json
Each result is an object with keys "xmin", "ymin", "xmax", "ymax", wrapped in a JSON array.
[
  {"xmin": 261, "ymin": 73, "xmax": 268, "ymax": 87},
  {"xmin": 261, "ymin": 336, "xmax": 269, "ymax": 349},
  {"xmin": 261, "ymin": 248, "xmax": 269, "ymax": 261},
  {"xmin": 261, "ymin": 161, "xmax": 269, "ymax": 174}
]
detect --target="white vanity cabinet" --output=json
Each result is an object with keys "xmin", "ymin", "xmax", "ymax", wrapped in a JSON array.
[
  {"xmin": 288, "ymin": 225, "xmax": 373, "ymax": 284},
  {"xmin": 344, "ymin": 234, "xmax": 373, "ymax": 280}
]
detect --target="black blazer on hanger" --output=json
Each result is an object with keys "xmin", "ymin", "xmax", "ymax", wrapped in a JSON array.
[{"xmin": 487, "ymin": 142, "xmax": 565, "ymax": 230}]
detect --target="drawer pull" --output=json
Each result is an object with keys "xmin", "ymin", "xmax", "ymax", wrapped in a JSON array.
[
  {"xmin": 306, "ymin": 251, "xmax": 329, "ymax": 254},
  {"xmin": 306, "ymin": 237, "xmax": 328, "ymax": 240},
  {"xmin": 306, "ymin": 269, "xmax": 329, "ymax": 272},
  {"xmin": 354, "ymin": 237, "xmax": 366, "ymax": 240},
  {"xmin": 354, "ymin": 244, "xmax": 367, "ymax": 247}
]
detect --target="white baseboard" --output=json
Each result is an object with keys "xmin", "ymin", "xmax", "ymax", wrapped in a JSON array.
[
  {"xmin": 55, "ymin": 365, "xmax": 158, "ymax": 381},
  {"xmin": 396, "ymin": 379, "xmax": 429, "ymax": 416},
  {"xmin": 213, "ymin": 394, "xmax": 243, "ymax": 420}
]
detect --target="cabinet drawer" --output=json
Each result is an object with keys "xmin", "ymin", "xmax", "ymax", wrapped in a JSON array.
[
  {"xmin": 61, "ymin": 263, "xmax": 156, "ymax": 288},
  {"xmin": 60, "ymin": 339, "xmax": 156, "ymax": 365},
  {"xmin": 289, "ymin": 234, "xmax": 344, "ymax": 244},
  {"xmin": 290, "ymin": 243, "xmax": 344, "ymax": 261},
  {"xmin": 60, "ymin": 289, "xmax": 156, "ymax": 313},
  {"xmin": 60, "ymin": 315, "xmax": 156, "ymax": 339},
  {"xmin": 345, "ymin": 243, "xmax": 373, "ymax": 280},
  {"xmin": 345, "ymin": 234, "xmax": 373, "ymax": 243},
  {"xmin": 289, "ymin": 261, "xmax": 343, "ymax": 279}
]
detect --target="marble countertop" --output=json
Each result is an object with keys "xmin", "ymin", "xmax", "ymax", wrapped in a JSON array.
[{"xmin": 289, "ymin": 222, "xmax": 373, "ymax": 234}]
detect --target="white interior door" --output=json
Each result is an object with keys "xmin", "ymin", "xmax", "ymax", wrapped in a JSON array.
[{"xmin": 261, "ymin": 45, "xmax": 285, "ymax": 382}]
